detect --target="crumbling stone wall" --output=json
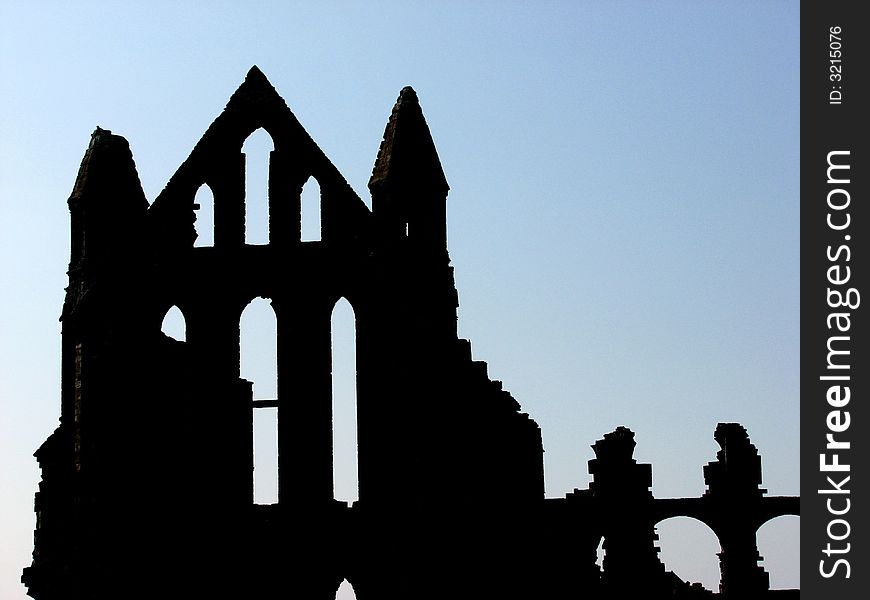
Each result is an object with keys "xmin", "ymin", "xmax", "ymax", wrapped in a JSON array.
[{"xmin": 23, "ymin": 68, "xmax": 797, "ymax": 600}]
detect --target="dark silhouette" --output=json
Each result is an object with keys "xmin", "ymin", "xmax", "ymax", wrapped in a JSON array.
[{"xmin": 23, "ymin": 67, "xmax": 798, "ymax": 600}]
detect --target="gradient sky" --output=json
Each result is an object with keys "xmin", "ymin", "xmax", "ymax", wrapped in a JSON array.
[{"xmin": 0, "ymin": 2, "xmax": 799, "ymax": 596}]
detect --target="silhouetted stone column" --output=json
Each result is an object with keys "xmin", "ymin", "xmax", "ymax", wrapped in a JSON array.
[
  {"xmin": 350, "ymin": 297, "xmax": 375, "ymax": 504},
  {"xmin": 185, "ymin": 299, "xmax": 253, "ymax": 509},
  {"xmin": 349, "ymin": 291, "xmax": 418, "ymax": 509},
  {"xmin": 717, "ymin": 528, "xmax": 769, "ymax": 598},
  {"xmin": 267, "ymin": 150, "xmax": 305, "ymax": 245},
  {"xmin": 704, "ymin": 423, "xmax": 770, "ymax": 597},
  {"xmin": 590, "ymin": 427, "xmax": 668, "ymax": 597},
  {"xmin": 276, "ymin": 296, "xmax": 334, "ymax": 505},
  {"xmin": 211, "ymin": 152, "xmax": 245, "ymax": 248}
]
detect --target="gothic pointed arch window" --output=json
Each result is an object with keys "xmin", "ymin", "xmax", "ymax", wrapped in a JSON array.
[
  {"xmin": 335, "ymin": 579, "xmax": 357, "ymax": 600},
  {"xmin": 160, "ymin": 305, "xmax": 187, "ymax": 342},
  {"xmin": 193, "ymin": 184, "xmax": 215, "ymax": 248},
  {"xmin": 242, "ymin": 128, "xmax": 274, "ymax": 245},
  {"xmin": 301, "ymin": 176, "xmax": 321, "ymax": 242},
  {"xmin": 241, "ymin": 297, "xmax": 279, "ymax": 504},
  {"xmin": 332, "ymin": 297, "xmax": 358, "ymax": 503}
]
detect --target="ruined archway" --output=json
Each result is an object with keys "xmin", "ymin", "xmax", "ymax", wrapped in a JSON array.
[
  {"xmin": 757, "ymin": 515, "xmax": 799, "ymax": 590},
  {"xmin": 24, "ymin": 68, "xmax": 799, "ymax": 600},
  {"xmin": 656, "ymin": 515, "xmax": 721, "ymax": 592}
]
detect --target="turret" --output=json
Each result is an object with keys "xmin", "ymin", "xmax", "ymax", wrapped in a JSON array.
[
  {"xmin": 65, "ymin": 127, "xmax": 147, "ymax": 295},
  {"xmin": 369, "ymin": 87, "xmax": 449, "ymax": 252}
]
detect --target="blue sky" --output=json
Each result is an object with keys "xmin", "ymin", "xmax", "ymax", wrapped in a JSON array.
[{"xmin": 1, "ymin": 1, "xmax": 799, "ymax": 596}]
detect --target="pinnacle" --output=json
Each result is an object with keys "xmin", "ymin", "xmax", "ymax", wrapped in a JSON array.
[
  {"xmin": 241, "ymin": 65, "xmax": 276, "ymax": 92},
  {"xmin": 398, "ymin": 86, "xmax": 418, "ymax": 103},
  {"xmin": 71, "ymin": 127, "xmax": 147, "ymax": 213},
  {"xmin": 89, "ymin": 126, "xmax": 114, "ymax": 149},
  {"xmin": 369, "ymin": 86, "xmax": 448, "ymax": 193},
  {"xmin": 222, "ymin": 65, "xmax": 286, "ymax": 114},
  {"xmin": 246, "ymin": 65, "xmax": 268, "ymax": 82}
]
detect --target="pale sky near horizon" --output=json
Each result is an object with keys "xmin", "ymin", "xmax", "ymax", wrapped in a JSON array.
[{"xmin": 1, "ymin": 2, "xmax": 799, "ymax": 597}]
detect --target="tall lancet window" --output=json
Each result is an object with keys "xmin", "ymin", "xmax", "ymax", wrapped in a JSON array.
[
  {"xmin": 332, "ymin": 298, "xmax": 358, "ymax": 504},
  {"xmin": 300, "ymin": 176, "xmax": 321, "ymax": 242},
  {"xmin": 241, "ymin": 297, "xmax": 279, "ymax": 504},
  {"xmin": 242, "ymin": 128, "xmax": 273, "ymax": 245},
  {"xmin": 193, "ymin": 184, "xmax": 215, "ymax": 247}
]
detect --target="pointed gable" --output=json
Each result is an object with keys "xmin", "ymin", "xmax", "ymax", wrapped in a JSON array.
[
  {"xmin": 190, "ymin": 65, "xmax": 311, "ymax": 155},
  {"xmin": 148, "ymin": 67, "xmax": 370, "ymax": 252}
]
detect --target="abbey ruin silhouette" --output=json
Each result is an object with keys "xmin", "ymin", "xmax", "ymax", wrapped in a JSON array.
[{"xmin": 23, "ymin": 67, "xmax": 798, "ymax": 600}]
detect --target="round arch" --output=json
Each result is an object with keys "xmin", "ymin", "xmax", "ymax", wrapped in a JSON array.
[
  {"xmin": 756, "ymin": 514, "xmax": 799, "ymax": 590},
  {"xmin": 655, "ymin": 515, "xmax": 721, "ymax": 593}
]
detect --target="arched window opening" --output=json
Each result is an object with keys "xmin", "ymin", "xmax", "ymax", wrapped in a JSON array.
[
  {"xmin": 242, "ymin": 128, "xmax": 274, "ymax": 245},
  {"xmin": 161, "ymin": 305, "xmax": 186, "ymax": 342},
  {"xmin": 335, "ymin": 579, "xmax": 357, "ymax": 600},
  {"xmin": 301, "ymin": 176, "xmax": 321, "ymax": 242},
  {"xmin": 193, "ymin": 184, "xmax": 215, "ymax": 247},
  {"xmin": 332, "ymin": 298, "xmax": 358, "ymax": 504},
  {"xmin": 241, "ymin": 297, "xmax": 279, "ymax": 504},
  {"xmin": 655, "ymin": 517, "xmax": 721, "ymax": 592},
  {"xmin": 757, "ymin": 515, "xmax": 799, "ymax": 590},
  {"xmin": 241, "ymin": 298, "xmax": 278, "ymax": 400}
]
